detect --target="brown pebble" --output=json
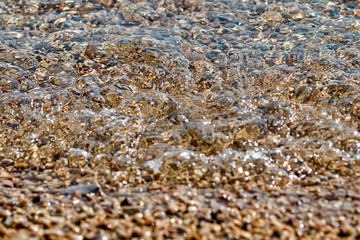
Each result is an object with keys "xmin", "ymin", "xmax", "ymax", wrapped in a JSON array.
[
  {"xmin": 96, "ymin": 0, "xmax": 113, "ymax": 7},
  {"xmin": 78, "ymin": 3, "xmax": 95, "ymax": 11},
  {"xmin": 85, "ymin": 44, "xmax": 100, "ymax": 60},
  {"xmin": 3, "ymin": 180, "xmax": 14, "ymax": 188},
  {"xmin": 33, "ymin": 186, "xmax": 45, "ymax": 194},
  {"xmin": 71, "ymin": 190, "xmax": 82, "ymax": 199},
  {"xmin": 184, "ymin": 0, "xmax": 203, "ymax": 8}
]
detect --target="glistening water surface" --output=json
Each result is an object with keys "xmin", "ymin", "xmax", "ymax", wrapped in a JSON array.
[{"xmin": 0, "ymin": 0, "xmax": 360, "ymax": 239}]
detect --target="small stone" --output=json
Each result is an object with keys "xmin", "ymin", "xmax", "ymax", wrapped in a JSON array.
[
  {"xmin": 97, "ymin": 0, "xmax": 113, "ymax": 7},
  {"xmin": 77, "ymin": 3, "xmax": 95, "ymax": 11},
  {"xmin": 184, "ymin": 0, "xmax": 203, "ymax": 9},
  {"xmin": 33, "ymin": 186, "xmax": 45, "ymax": 194},
  {"xmin": 64, "ymin": 184, "xmax": 101, "ymax": 196},
  {"xmin": 3, "ymin": 180, "xmax": 14, "ymax": 188}
]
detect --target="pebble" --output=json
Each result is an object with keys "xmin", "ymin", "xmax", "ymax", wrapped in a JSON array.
[{"xmin": 64, "ymin": 184, "xmax": 102, "ymax": 195}]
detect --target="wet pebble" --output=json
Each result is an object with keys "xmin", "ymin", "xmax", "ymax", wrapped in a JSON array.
[{"xmin": 64, "ymin": 184, "xmax": 102, "ymax": 196}]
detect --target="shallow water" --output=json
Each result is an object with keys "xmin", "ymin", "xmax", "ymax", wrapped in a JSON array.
[{"xmin": 1, "ymin": 0, "xmax": 360, "ymax": 238}]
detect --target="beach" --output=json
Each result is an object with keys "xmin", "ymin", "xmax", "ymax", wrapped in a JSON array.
[{"xmin": 0, "ymin": 0, "xmax": 360, "ymax": 239}]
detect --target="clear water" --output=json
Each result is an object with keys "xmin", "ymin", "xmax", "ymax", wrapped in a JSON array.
[{"xmin": 0, "ymin": 0, "xmax": 359, "ymax": 188}]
